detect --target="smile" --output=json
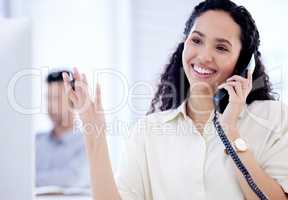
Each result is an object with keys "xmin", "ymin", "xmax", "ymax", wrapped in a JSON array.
[{"xmin": 191, "ymin": 64, "xmax": 217, "ymax": 78}]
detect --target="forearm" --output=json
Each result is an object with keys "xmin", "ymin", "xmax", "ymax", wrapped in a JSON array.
[
  {"xmin": 63, "ymin": 69, "xmax": 120, "ymax": 199},
  {"xmin": 83, "ymin": 131, "xmax": 121, "ymax": 200},
  {"xmin": 228, "ymin": 130, "xmax": 287, "ymax": 200}
]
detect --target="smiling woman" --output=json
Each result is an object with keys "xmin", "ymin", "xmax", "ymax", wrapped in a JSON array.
[
  {"xmin": 182, "ymin": 11, "xmax": 242, "ymax": 87},
  {"xmin": 62, "ymin": 0, "xmax": 288, "ymax": 200},
  {"xmin": 148, "ymin": 4, "xmax": 275, "ymax": 115}
]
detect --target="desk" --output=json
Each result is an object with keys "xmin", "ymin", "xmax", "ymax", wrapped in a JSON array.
[{"xmin": 36, "ymin": 195, "xmax": 91, "ymax": 200}]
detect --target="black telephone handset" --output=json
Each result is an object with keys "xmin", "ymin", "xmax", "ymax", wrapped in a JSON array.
[{"xmin": 213, "ymin": 54, "xmax": 256, "ymax": 113}]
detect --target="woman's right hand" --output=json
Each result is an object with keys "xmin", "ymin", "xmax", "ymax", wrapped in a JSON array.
[
  {"xmin": 62, "ymin": 68, "xmax": 106, "ymax": 137},
  {"xmin": 63, "ymin": 69, "xmax": 121, "ymax": 200}
]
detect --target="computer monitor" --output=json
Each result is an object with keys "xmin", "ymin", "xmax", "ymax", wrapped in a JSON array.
[{"xmin": 0, "ymin": 18, "xmax": 33, "ymax": 200}]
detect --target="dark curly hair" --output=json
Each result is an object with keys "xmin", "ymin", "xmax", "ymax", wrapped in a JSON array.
[{"xmin": 147, "ymin": 0, "xmax": 277, "ymax": 114}]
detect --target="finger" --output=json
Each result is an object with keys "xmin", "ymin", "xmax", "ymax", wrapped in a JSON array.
[
  {"xmin": 247, "ymin": 69, "xmax": 253, "ymax": 88},
  {"xmin": 218, "ymin": 82, "xmax": 237, "ymax": 96},
  {"xmin": 73, "ymin": 67, "xmax": 81, "ymax": 81},
  {"xmin": 226, "ymin": 75, "xmax": 249, "ymax": 86},
  {"xmin": 75, "ymin": 73, "xmax": 89, "ymax": 97},
  {"xmin": 68, "ymin": 91, "xmax": 78, "ymax": 106},
  {"xmin": 227, "ymin": 76, "xmax": 249, "ymax": 93},
  {"xmin": 247, "ymin": 69, "xmax": 253, "ymax": 80},
  {"xmin": 82, "ymin": 73, "xmax": 88, "ymax": 84},
  {"xmin": 227, "ymin": 81, "xmax": 241, "ymax": 90},
  {"xmin": 73, "ymin": 68, "xmax": 86, "ymax": 95},
  {"xmin": 227, "ymin": 81, "xmax": 243, "ymax": 99},
  {"xmin": 218, "ymin": 81, "xmax": 240, "ymax": 92},
  {"xmin": 62, "ymin": 72, "xmax": 72, "ymax": 93},
  {"xmin": 95, "ymin": 82, "xmax": 102, "ymax": 107},
  {"xmin": 217, "ymin": 82, "xmax": 226, "ymax": 89},
  {"xmin": 227, "ymin": 77, "xmax": 250, "ymax": 91},
  {"xmin": 62, "ymin": 72, "xmax": 78, "ymax": 103},
  {"xmin": 222, "ymin": 84, "xmax": 238, "ymax": 99}
]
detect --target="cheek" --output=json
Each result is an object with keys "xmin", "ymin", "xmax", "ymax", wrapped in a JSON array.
[
  {"xmin": 182, "ymin": 51, "xmax": 192, "ymax": 81},
  {"xmin": 182, "ymin": 44, "xmax": 196, "ymax": 63},
  {"xmin": 217, "ymin": 46, "xmax": 241, "ymax": 80},
  {"xmin": 216, "ymin": 59, "xmax": 237, "ymax": 81},
  {"xmin": 182, "ymin": 45, "xmax": 196, "ymax": 73}
]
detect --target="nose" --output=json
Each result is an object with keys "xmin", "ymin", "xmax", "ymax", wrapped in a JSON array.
[{"xmin": 197, "ymin": 47, "xmax": 213, "ymax": 65}]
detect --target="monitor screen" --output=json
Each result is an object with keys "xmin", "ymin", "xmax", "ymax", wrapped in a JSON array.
[{"xmin": 0, "ymin": 18, "xmax": 33, "ymax": 200}]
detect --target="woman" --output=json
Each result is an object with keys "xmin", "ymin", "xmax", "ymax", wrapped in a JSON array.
[{"xmin": 63, "ymin": 0, "xmax": 288, "ymax": 199}]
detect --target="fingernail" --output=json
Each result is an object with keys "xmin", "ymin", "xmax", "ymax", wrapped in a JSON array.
[
  {"xmin": 62, "ymin": 73, "xmax": 67, "ymax": 80},
  {"xmin": 73, "ymin": 67, "xmax": 78, "ymax": 73}
]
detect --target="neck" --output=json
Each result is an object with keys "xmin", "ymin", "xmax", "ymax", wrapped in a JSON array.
[
  {"xmin": 53, "ymin": 123, "xmax": 73, "ymax": 139},
  {"xmin": 186, "ymin": 86, "xmax": 214, "ymax": 121}
]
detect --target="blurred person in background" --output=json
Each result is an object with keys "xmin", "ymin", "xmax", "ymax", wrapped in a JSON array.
[{"xmin": 36, "ymin": 69, "xmax": 89, "ymax": 188}]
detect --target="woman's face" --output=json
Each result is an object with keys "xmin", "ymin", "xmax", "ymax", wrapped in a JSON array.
[{"xmin": 182, "ymin": 10, "xmax": 242, "ymax": 93}]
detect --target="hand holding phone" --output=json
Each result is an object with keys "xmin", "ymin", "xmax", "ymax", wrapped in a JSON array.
[{"xmin": 213, "ymin": 54, "xmax": 256, "ymax": 113}]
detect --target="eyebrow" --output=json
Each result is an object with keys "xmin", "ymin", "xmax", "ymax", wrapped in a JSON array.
[{"xmin": 192, "ymin": 30, "xmax": 232, "ymax": 47}]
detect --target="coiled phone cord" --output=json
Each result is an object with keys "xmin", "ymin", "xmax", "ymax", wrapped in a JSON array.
[{"xmin": 212, "ymin": 110, "xmax": 269, "ymax": 200}]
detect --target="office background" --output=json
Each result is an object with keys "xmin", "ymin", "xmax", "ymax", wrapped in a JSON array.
[{"xmin": 1, "ymin": 0, "xmax": 287, "ymax": 176}]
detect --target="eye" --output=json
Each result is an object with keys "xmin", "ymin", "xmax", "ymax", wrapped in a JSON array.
[
  {"xmin": 216, "ymin": 45, "xmax": 229, "ymax": 52},
  {"xmin": 191, "ymin": 37, "xmax": 202, "ymax": 45}
]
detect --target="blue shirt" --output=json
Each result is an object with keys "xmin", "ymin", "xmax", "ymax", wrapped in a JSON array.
[{"xmin": 36, "ymin": 129, "xmax": 90, "ymax": 187}]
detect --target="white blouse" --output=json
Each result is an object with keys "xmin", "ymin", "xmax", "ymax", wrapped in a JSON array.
[{"xmin": 115, "ymin": 100, "xmax": 288, "ymax": 200}]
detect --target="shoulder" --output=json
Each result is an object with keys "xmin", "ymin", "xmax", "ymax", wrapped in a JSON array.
[
  {"xmin": 247, "ymin": 100, "xmax": 288, "ymax": 120},
  {"xmin": 248, "ymin": 100, "xmax": 288, "ymax": 113},
  {"xmin": 245, "ymin": 100, "xmax": 288, "ymax": 134},
  {"xmin": 35, "ymin": 132, "xmax": 52, "ymax": 150}
]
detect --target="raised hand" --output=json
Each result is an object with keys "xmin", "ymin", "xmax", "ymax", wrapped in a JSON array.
[{"xmin": 62, "ymin": 68, "xmax": 106, "ymax": 136}]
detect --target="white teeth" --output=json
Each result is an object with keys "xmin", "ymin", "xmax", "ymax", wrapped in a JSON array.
[{"xmin": 193, "ymin": 65, "xmax": 215, "ymax": 74}]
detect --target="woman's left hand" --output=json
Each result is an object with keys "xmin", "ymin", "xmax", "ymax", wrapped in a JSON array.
[{"xmin": 217, "ymin": 69, "xmax": 253, "ymax": 129}]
